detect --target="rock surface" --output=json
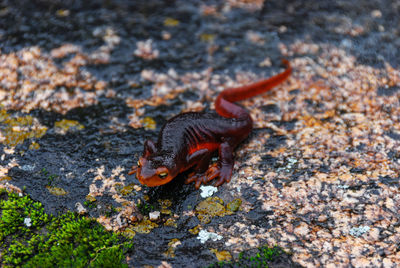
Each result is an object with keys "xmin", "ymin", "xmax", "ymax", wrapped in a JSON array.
[{"xmin": 1, "ymin": 0, "xmax": 399, "ymax": 266}]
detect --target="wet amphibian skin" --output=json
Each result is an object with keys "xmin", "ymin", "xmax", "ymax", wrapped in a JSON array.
[{"xmin": 129, "ymin": 60, "xmax": 292, "ymax": 189}]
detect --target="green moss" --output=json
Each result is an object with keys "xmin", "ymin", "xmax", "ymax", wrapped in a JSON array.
[
  {"xmin": 137, "ymin": 200, "xmax": 155, "ymax": 215},
  {"xmin": 84, "ymin": 199, "xmax": 97, "ymax": 209},
  {"xmin": 0, "ymin": 191, "xmax": 132, "ymax": 267}
]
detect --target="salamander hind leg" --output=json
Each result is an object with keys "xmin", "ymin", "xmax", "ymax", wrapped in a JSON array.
[{"xmin": 185, "ymin": 142, "xmax": 235, "ymax": 188}]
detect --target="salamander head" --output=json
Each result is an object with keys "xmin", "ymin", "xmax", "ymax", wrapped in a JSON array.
[{"xmin": 136, "ymin": 140, "xmax": 179, "ymax": 187}]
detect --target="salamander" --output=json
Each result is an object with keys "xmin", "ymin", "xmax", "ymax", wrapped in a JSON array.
[{"xmin": 129, "ymin": 60, "xmax": 291, "ymax": 189}]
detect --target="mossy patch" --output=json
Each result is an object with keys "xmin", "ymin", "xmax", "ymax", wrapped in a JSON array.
[{"xmin": 0, "ymin": 189, "xmax": 132, "ymax": 267}]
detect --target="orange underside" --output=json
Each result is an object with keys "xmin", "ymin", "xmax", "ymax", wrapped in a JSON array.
[{"xmin": 188, "ymin": 142, "xmax": 219, "ymax": 155}]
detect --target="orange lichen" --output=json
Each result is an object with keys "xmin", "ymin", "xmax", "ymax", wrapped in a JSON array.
[
  {"xmin": 141, "ymin": 117, "xmax": 157, "ymax": 130},
  {"xmin": 0, "ymin": 110, "xmax": 47, "ymax": 147},
  {"xmin": 164, "ymin": 18, "xmax": 180, "ymax": 27},
  {"xmin": 210, "ymin": 249, "xmax": 232, "ymax": 262},
  {"xmin": 46, "ymin": 186, "xmax": 68, "ymax": 196},
  {"xmin": 189, "ymin": 225, "xmax": 201, "ymax": 235},
  {"xmin": 163, "ymin": 238, "xmax": 181, "ymax": 258},
  {"xmin": 130, "ymin": 218, "xmax": 158, "ymax": 234},
  {"xmin": 54, "ymin": 119, "xmax": 84, "ymax": 134},
  {"xmin": 195, "ymin": 197, "xmax": 226, "ymax": 224}
]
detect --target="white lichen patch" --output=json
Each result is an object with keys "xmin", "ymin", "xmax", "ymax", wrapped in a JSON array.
[
  {"xmin": 200, "ymin": 185, "xmax": 218, "ymax": 198},
  {"xmin": 197, "ymin": 229, "xmax": 223, "ymax": 244},
  {"xmin": 349, "ymin": 226, "xmax": 371, "ymax": 237}
]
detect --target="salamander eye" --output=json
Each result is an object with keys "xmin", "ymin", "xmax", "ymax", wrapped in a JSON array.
[{"xmin": 158, "ymin": 172, "xmax": 168, "ymax": 179}]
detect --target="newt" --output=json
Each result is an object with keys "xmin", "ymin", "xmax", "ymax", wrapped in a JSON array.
[{"xmin": 129, "ymin": 60, "xmax": 291, "ymax": 189}]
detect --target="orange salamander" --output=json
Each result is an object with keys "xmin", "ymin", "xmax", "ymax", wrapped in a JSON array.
[{"xmin": 129, "ymin": 60, "xmax": 291, "ymax": 189}]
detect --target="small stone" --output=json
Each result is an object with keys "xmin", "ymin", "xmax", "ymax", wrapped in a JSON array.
[
  {"xmin": 149, "ymin": 211, "xmax": 161, "ymax": 221},
  {"xmin": 24, "ymin": 217, "xmax": 32, "ymax": 227},
  {"xmin": 75, "ymin": 202, "xmax": 87, "ymax": 214}
]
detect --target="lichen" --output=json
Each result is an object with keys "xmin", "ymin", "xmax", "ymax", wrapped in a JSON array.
[
  {"xmin": 210, "ymin": 249, "xmax": 232, "ymax": 262},
  {"xmin": 129, "ymin": 218, "xmax": 158, "ymax": 234},
  {"xmin": 0, "ymin": 109, "xmax": 47, "ymax": 147},
  {"xmin": 0, "ymin": 176, "xmax": 12, "ymax": 181},
  {"xmin": 45, "ymin": 185, "xmax": 68, "ymax": 196},
  {"xmin": 54, "ymin": 119, "xmax": 84, "ymax": 134},
  {"xmin": 163, "ymin": 238, "xmax": 181, "ymax": 258},
  {"xmin": 189, "ymin": 225, "xmax": 200, "ymax": 235},
  {"xmin": 122, "ymin": 228, "xmax": 136, "ymax": 238},
  {"xmin": 199, "ymin": 33, "xmax": 216, "ymax": 43},
  {"xmin": 164, "ymin": 17, "xmax": 180, "ymax": 27},
  {"xmin": 349, "ymin": 226, "xmax": 370, "ymax": 237},
  {"xmin": 195, "ymin": 197, "xmax": 226, "ymax": 224},
  {"xmin": 118, "ymin": 183, "xmax": 136, "ymax": 196},
  {"xmin": 159, "ymin": 199, "xmax": 172, "ymax": 215},
  {"xmin": 225, "ymin": 198, "xmax": 242, "ymax": 214},
  {"xmin": 29, "ymin": 141, "xmax": 40, "ymax": 150},
  {"xmin": 141, "ymin": 116, "xmax": 156, "ymax": 130},
  {"xmin": 164, "ymin": 218, "xmax": 177, "ymax": 228},
  {"xmin": 195, "ymin": 197, "xmax": 242, "ymax": 224}
]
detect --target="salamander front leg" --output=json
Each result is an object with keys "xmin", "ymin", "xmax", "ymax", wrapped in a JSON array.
[
  {"xmin": 205, "ymin": 142, "xmax": 234, "ymax": 187},
  {"xmin": 185, "ymin": 149, "xmax": 213, "ymax": 189},
  {"xmin": 128, "ymin": 166, "xmax": 137, "ymax": 175}
]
